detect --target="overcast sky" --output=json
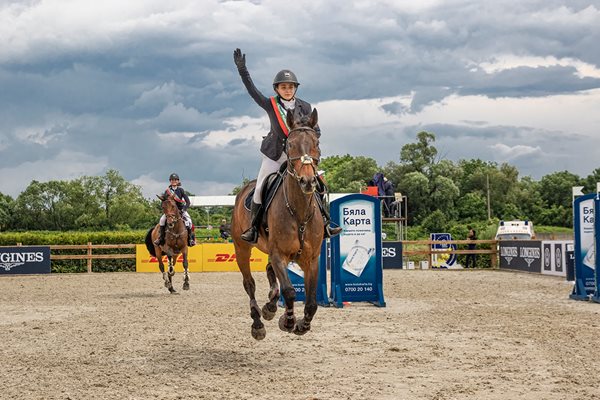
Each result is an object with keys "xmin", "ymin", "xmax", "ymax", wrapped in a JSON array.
[{"xmin": 1, "ymin": 0, "xmax": 599, "ymax": 199}]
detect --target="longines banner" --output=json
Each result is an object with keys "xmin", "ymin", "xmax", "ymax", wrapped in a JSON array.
[
  {"xmin": 498, "ymin": 240, "xmax": 542, "ymax": 273},
  {"xmin": 382, "ymin": 241, "xmax": 403, "ymax": 269},
  {"xmin": 136, "ymin": 243, "xmax": 267, "ymax": 272},
  {"xmin": 541, "ymin": 240, "xmax": 572, "ymax": 277},
  {"xmin": 0, "ymin": 246, "xmax": 51, "ymax": 275}
]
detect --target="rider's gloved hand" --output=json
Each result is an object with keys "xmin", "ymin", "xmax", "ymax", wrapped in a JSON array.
[{"xmin": 233, "ymin": 48, "xmax": 246, "ymax": 70}]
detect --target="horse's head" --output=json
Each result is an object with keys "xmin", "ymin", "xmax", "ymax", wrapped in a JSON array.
[
  {"xmin": 157, "ymin": 192, "xmax": 180, "ymax": 229},
  {"xmin": 285, "ymin": 108, "xmax": 321, "ymax": 194}
]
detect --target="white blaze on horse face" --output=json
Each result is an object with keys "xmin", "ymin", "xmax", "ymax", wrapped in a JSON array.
[{"xmin": 300, "ymin": 154, "xmax": 313, "ymax": 164}]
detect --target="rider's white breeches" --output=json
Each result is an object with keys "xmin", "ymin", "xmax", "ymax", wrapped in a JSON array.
[
  {"xmin": 253, "ymin": 153, "xmax": 286, "ymax": 204},
  {"xmin": 159, "ymin": 211, "xmax": 192, "ymax": 228}
]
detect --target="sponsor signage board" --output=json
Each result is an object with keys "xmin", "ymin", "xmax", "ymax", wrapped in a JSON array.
[
  {"xmin": 0, "ymin": 246, "xmax": 51, "ymax": 275},
  {"xmin": 541, "ymin": 240, "xmax": 572, "ymax": 277},
  {"xmin": 594, "ymin": 197, "xmax": 600, "ymax": 303},
  {"xmin": 498, "ymin": 240, "xmax": 542, "ymax": 273},
  {"xmin": 571, "ymin": 194, "xmax": 596, "ymax": 299},
  {"xmin": 202, "ymin": 244, "xmax": 266, "ymax": 272},
  {"xmin": 136, "ymin": 243, "xmax": 267, "ymax": 272},
  {"xmin": 382, "ymin": 241, "xmax": 403, "ymax": 269},
  {"xmin": 330, "ymin": 194, "xmax": 385, "ymax": 307},
  {"xmin": 430, "ymin": 233, "xmax": 457, "ymax": 268}
]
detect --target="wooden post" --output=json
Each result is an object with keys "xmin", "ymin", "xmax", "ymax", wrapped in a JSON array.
[
  {"xmin": 87, "ymin": 242, "xmax": 93, "ymax": 273},
  {"xmin": 428, "ymin": 244, "xmax": 433, "ymax": 269},
  {"xmin": 491, "ymin": 241, "xmax": 498, "ymax": 269}
]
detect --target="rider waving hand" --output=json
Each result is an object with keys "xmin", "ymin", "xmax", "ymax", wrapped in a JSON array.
[{"xmin": 233, "ymin": 48, "xmax": 342, "ymax": 243}]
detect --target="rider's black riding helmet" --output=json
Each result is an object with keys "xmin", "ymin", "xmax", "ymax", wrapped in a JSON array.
[
  {"xmin": 169, "ymin": 173, "xmax": 180, "ymax": 181},
  {"xmin": 273, "ymin": 69, "xmax": 299, "ymax": 90}
]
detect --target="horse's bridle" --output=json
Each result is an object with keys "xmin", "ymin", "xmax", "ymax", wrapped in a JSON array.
[
  {"xmin": 283, "ymin": 126, "xmax": 321, "ymax": 261},
  {"xmin": 285, "ymin": 127, "xmax": 320, "ymax": 188},
  {"xmin": 162, "ymin": 198, "xmax": 182, "ymax": 230}
]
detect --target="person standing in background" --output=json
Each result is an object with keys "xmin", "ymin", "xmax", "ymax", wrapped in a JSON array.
[{"xmin": 465, "ymin": 225, "xmax": 477, "ymax": 268}]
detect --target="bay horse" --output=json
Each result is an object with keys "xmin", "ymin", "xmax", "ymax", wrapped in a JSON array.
[
  {"xmin": 145, "ymin": 192, "xmax": 190, "ymax": 293},
  {"xmin": 231, "ymin": 108, "xmax": 324, "ymax": 340}
]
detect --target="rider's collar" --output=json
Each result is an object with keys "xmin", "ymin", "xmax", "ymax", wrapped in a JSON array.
[{"xmin": 278, "ymin": 96, "xmax": 296, "ymax": 110}]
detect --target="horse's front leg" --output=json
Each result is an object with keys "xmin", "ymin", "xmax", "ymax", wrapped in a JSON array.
[
  {"xmin": 155, "ymin": 249, "xmax": 171, "ymax": 291},
  {"xmin": 166, "ymin": 255, "xmax": 176, "ymax": 294},
  {"xmin": 272, "ymin": 256, "xmax": 296, "ymax": 333},
  {"xmin": 182, "ymin": 249, "xmax": 190, "ymax": 290},
  {"xmin": 235, "ymin": 244, "xmax": 265, "ymax": 340},
  {"xmin": 261, "ymin": 262, "xmax": 279, "ymax": 321},
  {"xmin": 293, "ymin": 258, "xmax": 319, "ymax": 335}
]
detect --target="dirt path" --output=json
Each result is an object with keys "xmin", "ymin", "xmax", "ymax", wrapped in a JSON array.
[{"xmin": 1, "ymin": 270, "xmax": 599, "ymax": 400}]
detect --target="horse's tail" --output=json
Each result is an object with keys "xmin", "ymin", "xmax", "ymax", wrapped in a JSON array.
[{"xmin": 145, "ymin": 227, "xmax": 157, "ymax": 257}]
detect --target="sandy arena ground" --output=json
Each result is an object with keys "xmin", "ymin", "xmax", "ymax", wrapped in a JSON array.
[{"xmin": 1, "ymin": 269, "xmax": 599, "ymax": 400}]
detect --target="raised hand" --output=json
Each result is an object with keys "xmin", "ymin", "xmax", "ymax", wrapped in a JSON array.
[{"xmin": 233, "ymin": 48, "xmax": 246, "ymax": 69}]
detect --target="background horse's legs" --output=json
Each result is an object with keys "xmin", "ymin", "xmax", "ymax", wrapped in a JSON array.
[
  {"xmin": 293, "ymin": 258, "xmax": 319, "ymax": 335},
  {"xmin": 271, "ymin": 255, "xmax": 296, "ymax": 333},
  {"xmin": 235, "ymin": 244, "xmax": 266, "ymax": 340},
  {"xmin": 182, "ymin": 249, "xmax": 190, "ymax": 291},
  {"xmin": 261, "ymin": 262, "xmax": 279, "ymax": 321}
]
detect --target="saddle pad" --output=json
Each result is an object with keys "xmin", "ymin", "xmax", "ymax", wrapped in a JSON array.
[{"xmin": 244, "ymin": 163, "xmax": 287, "ymax": 214}]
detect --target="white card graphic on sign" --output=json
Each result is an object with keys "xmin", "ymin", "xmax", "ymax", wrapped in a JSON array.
[
  {"xmin": 342, "ymin": 240, "xmax": 374, "ymax": 277},
  {"xmin": 583, "ymin": 244, "xmax": 595, "ymax": 270}
]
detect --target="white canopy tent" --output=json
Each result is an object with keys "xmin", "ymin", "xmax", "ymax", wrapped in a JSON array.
[{"xmin": 189, "ymin": 193, "xmax": 353, "ymax": 207}]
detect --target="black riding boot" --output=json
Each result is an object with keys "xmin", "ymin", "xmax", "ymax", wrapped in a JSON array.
[
  {"xmin": 187, "ymin": 226, "xmax": 196, "ymax": 247},
  {"xmin": 316, "ymin": 193, "xmax": 343, "ymax": 238},
  {"xmin": 241, "ymin": 201, "xmax": 261, "ymax": 243},
  {"xmin": 154, "ymin": 225, "xmax": 166, "ymax": 246}
]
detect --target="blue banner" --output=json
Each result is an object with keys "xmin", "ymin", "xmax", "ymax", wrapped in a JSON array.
[
  {"xmin": 593, "ymin": 196, "xmax": 600, "ymax": 303},
  {"xmin": 571, "ymin": 194, "xmax": 596, "ymax": 300},
  {"xmin": 0, "ymin": 246, "xmax": 51, "ymax": 275},
  {"xmin": 330, "ymin": 194, "xmax": 385, "ymax": 307},
  {"xmin": 382, "ymin": 241, "xmax": 403, "ymax": 269},
  {"xmin": 430, "ymin": 233, "xmax": 457, "ymax": 268}
]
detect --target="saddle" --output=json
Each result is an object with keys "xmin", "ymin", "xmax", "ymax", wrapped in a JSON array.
[{"xmin": 244, "ymin": 163, "xmax": 287, "ymax": 229}]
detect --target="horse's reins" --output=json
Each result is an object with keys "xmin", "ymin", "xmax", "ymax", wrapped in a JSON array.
[
  {"xmin": 283, "ymin": 126, "xmax": 320, "ymax": 261},
  {"xmin": 163, "ymin": 202, "xmax": 186, "ymax": 242}
]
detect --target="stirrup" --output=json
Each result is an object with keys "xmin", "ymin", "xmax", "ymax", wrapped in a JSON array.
[{"xmin": 325, "ymin": 225, "xmax": 343, "ymax": 238}]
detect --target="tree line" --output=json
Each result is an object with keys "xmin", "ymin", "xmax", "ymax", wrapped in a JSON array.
[{"xmin": 1, "ymin": 131, "xmax": 597, "ymax": 233}]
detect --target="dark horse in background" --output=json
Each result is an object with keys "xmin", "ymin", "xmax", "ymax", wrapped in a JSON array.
[
  {"xmin": 231, "ymin": 109, "xmax": 324, "ymax": 340},
  {"xmin": 145, "ymin": 192, "xmax": 190, "ymax": 293}
]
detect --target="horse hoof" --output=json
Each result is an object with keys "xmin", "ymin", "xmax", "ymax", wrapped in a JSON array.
[
  {"xmin": 251, "ymin": 326, "xmax": 266, "ymax": 340},
  {"xmin": 183, "ymin": 282, "xmax": 190, "ymax": 290},
  {"xmin": 169, "ymin": 287, "xmax": 178, "ymax": 294},
  {"xmin": 261, "ymin": 303, "xmax": 277, "ymax": 321},
  {"xmin": 278, "ymin": 314, "xmax": 295, "ymax": 333},
  {"xmin": 293, "ymin": 320, "xmax": 310, "ymax": 336}
]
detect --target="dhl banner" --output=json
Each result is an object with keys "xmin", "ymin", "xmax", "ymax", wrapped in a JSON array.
[
  {"xmin": 202, "ymin": 243, "xmax": 267, "ymax": 272},
  {"xmin": 136, "ymin": 243, "xmax": 268, "ymax": 272}
]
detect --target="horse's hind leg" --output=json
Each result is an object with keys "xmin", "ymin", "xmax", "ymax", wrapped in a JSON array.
[
  {"xmin": 236, "ymin": 245, "xmax": 265, "ymax": 340},
  {"xmin": 182, "ymin": 250, "xmax": 190, "ymax": 290},
  {"xmin": 261, "ymin": 262, "xmax": 279, "ymax": 321}
]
